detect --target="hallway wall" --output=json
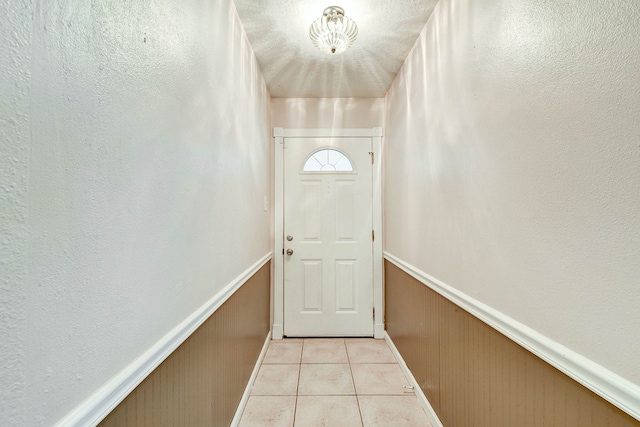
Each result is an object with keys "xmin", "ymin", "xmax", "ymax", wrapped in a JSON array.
[
  {"xmin": 271, "ymin": 98, "xmax": 384, "ymax": 129},
  {"xmin": 384, "ymin": 0, "xmax": 639, "ymax": 392},
  {"xmin": 98, "ymin": 262, "xmax": 270, "ymax": 427},
  {"xmin": 386, "ymin": 260, "xmax": 640, "ymax": 426},
  {"xmin": 0, "ymin": 0, "xmax": 271, "ymax": 425}
]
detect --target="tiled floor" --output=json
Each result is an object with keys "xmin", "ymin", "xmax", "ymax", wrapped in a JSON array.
[{"xmin": 239, "ymin": 338, "xmax": 432, "ymax": 427}]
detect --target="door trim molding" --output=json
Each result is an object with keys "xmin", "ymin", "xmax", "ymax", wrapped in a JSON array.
[{"xmin": 273, "ymin": 127, "xmax": 384, "ymax": 339}]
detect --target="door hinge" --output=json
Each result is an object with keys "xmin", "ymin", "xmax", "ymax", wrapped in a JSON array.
[
  {"xmin": 373, "ymin": 307, "xmax": 375, "ymax": 320},
  {"xmin": 372, "ymin": 230, "xmax": 375, "ymax": 241},
  {"xmin": 369, "ymin": 151, "xmax": 374, "ymax": 164}
]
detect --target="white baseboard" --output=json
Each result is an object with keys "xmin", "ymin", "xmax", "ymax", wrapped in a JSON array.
[
  {"xmin": 385, "ymin": 332, "xmax": 443, "ymax": 427},
  {"xmin": 384, "ymin": 251, "xmax": 640, "ymax": 422},
  {"xmin": 230, "ymin": 332, "xmax": 271, "ymax": 427},
  {"xmin": 55, "ymin": 253, "xmax": 272, "ymax": 427}
]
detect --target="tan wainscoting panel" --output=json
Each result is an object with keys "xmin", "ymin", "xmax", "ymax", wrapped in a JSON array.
[
  {"xmin": 385, "ymin": 260, "xmax": 640, "ymax": 427},
  {"xmin": 100, "ymin": 261, "xmax": 271, "ymax": 427}
]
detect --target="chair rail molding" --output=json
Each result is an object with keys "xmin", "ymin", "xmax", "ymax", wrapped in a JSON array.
[
  {"xmin": 55, "ymin": 253, "xmax": 272, "ymax": 427},
  {"xmin": 384, "ymin": 251, "xmax": 640, "ymax": 422}
]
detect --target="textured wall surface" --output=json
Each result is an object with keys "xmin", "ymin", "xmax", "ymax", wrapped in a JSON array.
[
  {"xmin": 99, "ymin": 262, "xmax": 270, "ymax": 427},
  {"xmin": 0, "ymin": 1, "xmax": 32, "ymax": 425},
  {"xmin": 1, "ymin": 0, "xmax": 271, "ymax": 425},
  {"xmin": 271, "ymin": 98, "xmax": 384, "ymax": 129},
  {"xmin": 384, "ymin": 0, "xmax": 640, "ymax": 385},
  {"xmin": 386, "ymin": 261, "xmax": 640, "ymax": 427}
]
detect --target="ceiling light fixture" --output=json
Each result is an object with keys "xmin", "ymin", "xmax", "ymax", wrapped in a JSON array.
[{"xmin": 309, "ymin": 6, "xmax": 358, "ymax": 55}]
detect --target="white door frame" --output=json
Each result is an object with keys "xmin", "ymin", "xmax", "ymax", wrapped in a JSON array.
[{"xmin": 273, "ymin": 127, "xmax": 384, "ymax": 339}]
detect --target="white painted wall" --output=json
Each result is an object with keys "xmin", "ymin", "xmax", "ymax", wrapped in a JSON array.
[
  {"xmin": 384, "ymin": 0, "xmax": 640, "ymax": 385},
  {"xmin": 0, "ymin": 1, "xmax": 31, "ymax": 425},
  {"xmin": 0, "ymin": 0, "xmax": 271, "ymax": 425},
  {"xmin": 271, "ymin": 98, "xmax": 384, "ymax": 129}
]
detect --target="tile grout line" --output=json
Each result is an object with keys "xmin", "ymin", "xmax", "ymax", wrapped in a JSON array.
[
  {"xmin": 345, "ymin": 340, "xmax": 366, "ymax": 426},
  {"xmin": 292, "ymin": 339, "xmax": 303, "ymax": 426},
  {"xmin": 255, "ymin": 338, "xmax": 427, "ymax": 426}
]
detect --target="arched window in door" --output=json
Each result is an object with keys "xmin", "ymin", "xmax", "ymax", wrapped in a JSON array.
[{"xmin": 302, "ymin": 149, "xmax": 354, "ymax": 172}]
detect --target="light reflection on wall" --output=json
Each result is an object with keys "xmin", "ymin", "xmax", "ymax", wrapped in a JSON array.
[
  {"xmin": 271, "ymin": 97, "xmax": 384, "ymax": 129},
  {"xmin": 384, "ymin": 0, "xmax": 640, "ymax": 387}
]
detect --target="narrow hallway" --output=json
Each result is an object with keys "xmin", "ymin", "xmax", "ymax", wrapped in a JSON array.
[{"xmin": 239, "ymin": 338, "xmax": 432, "ymax": 426}]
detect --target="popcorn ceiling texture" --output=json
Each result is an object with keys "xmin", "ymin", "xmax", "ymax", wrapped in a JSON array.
[
  {"xmin": 0, "ymin": 0, "xmax": 271, "ymax": 425},
  {"xmin": 234, "ymin": 0, "xmax": 439, "ymax": 97},
  {"xmin": 384, "ymin": 0, "xmax": 640, "ymax": 385}
]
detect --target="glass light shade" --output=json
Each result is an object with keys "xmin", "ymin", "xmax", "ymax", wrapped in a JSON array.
[{"xmin": 309, "ymin": 6, "xmax": 358, "ymax": 55}]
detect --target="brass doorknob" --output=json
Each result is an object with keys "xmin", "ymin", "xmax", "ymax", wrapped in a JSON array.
[{"xmin": 286, "ymin": 249, "xmax": 294, "ymax": 256}]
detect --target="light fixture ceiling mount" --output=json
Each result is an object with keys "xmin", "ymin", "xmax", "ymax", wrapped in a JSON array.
[{"xmin": 309, "ymin": 6, "xmax": 358, "ymax": 55}]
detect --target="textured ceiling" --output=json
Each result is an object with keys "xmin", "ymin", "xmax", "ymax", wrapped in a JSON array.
[{"xmin": 233, "ymin": 0, "xmax": 438, "ymax": 98}]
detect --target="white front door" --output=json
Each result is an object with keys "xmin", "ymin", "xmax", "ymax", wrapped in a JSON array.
[{"xmin": 283, "ymin": 137, "xmax": 374, "ymax": 337}]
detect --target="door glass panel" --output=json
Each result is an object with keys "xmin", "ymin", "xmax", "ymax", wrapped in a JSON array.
[{"xmin": 303, "ymin": 149, "xmax": 354, "ymax": 172}]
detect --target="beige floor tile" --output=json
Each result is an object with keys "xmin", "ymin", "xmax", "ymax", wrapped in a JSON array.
[
  {"xmin": 345, "ymin": 339, "xmax": 397, "ymax": 363},
  {"xmin": 281, "ymin": 338, "xmax": 304, "ymax": 343},
  {"xmin": 301, "ymin": 340, "xmax": 348, "ymax": 364},
  {"xmin": 298, "ymin": 364, "xmax": 355, "ymax": 395},
  {"xmin": 303, "ymin": 338, "xmax": 345, "ymax": 344},
  {"xmin": 351, "ymin": 363, "xmax": 410, "ymax": 395},
  {"xmin": 263, "ymin": 342, "xmax": 303, "ymax": 364},
  {"xmin": 295, "ymin": 396, "xmax": 363, "ymax": 427},
  {"xmin": 251, "ymin": 364, "xmax": 299, "ymax": 396},
  {"xmin": 239, "ymin": 395, "xmax": 296, "ymax": 427},
  {"xmin": 358, "ymin": 396, "xmax": 432, "ymax": 427}
]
